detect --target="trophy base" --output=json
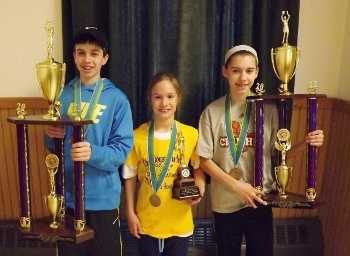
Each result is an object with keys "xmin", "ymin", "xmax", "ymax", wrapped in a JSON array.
[
  {"xmin": 18, "ymin": 217, "xmax": 94, "ymax": 244},
  {"xmin": 263, "ymin": 191, "xmax": 321, "ymax": 209},
  {"xmin": 172, "ymin": 185, "xmax": 201, "ymax": 200}
]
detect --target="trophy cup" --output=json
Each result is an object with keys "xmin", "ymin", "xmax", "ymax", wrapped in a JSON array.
[
  {"xmin": 172, "ymin": 131, "xmax": 201, "ymax": 200},
  {"xmin": 274, "ymin": 129, "xmax": 292, "ymax": 199},
  {"xmin": 271, "ymin": 11, "xmax": 300, "ymax": 95},
  {"xmin": 45, "ymin": 154, "xmax": 64, "ymax": 229},
  {"xmin": 36, "ymin": 21, "xmax": 66, "ymax": 120}
]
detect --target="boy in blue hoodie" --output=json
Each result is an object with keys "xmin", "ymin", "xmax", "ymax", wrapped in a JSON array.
[{"xmin": 45, "ymin": 27, "xmax": 133, "ymax": 256}]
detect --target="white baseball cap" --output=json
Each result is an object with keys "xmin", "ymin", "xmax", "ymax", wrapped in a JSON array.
[{"xmin": 224, "ymin": 44, "xmax": 259, "ymax": 65}]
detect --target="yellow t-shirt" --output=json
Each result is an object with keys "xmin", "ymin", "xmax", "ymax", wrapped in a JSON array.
[{"xmin": 125, "ymin": 121, "xmax": 199, "ymax": 238}]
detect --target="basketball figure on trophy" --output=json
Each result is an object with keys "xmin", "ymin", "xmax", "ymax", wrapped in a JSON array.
[{"xmin": 282, "ymin": 11, "xmax": 290, "ymax": 44}]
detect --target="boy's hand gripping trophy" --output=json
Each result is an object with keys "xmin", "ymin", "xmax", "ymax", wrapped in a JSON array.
[
  {"xmin": 45, "ymin": 154, "xmax": 64, "ymax": 229},
  {"xmin": 172, "ymin": 131, "xmax": 201, "ymax": 199},
  {"xmin": 274, "ymin": 129, "xmax": 292, "ymax": 199}
]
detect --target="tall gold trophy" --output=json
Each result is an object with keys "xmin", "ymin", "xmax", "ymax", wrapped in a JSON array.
[
  {"xmin": 36, "ymin": 22, "xmax": 66, "ymax": 120},
  {"xmin": 270, "ymin": 11, "xmax": 299, "ymax": 199},
  {"xmin": 271, "ymin": 11, "xmax": 300, "ymax": 95},
  {"xmin": 45, "ymin": 154, "xmax": 64, "ymax": 229}
]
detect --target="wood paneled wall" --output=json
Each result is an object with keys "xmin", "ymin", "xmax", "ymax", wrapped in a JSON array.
[
  {"xmin": 0, "ymin": 97, "xmax": 349, "ymax": 256},
  {"xmin": 319, "ymin": 99, "xmax": 350, "ymax": 256},
  {"xmin": 0, "ymin": 98, "xmax": 49, "ymax": 220}
]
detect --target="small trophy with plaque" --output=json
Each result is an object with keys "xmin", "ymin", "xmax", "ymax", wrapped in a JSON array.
[{"xmin": 172, "ymin": 131, "xmax": 201, "ymax": 200}]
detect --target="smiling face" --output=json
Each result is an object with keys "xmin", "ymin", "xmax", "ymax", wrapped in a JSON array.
[
  {"xmin": 73, "ymin": 43, "xmax": 109, "ymax": 85},
  {"xmin": 150, "ymin": 79, "xmax": 180, "ymax": 123},
  {"xmin": 222, "ymin": 52, "xmax": 259, "ymax": 101}
]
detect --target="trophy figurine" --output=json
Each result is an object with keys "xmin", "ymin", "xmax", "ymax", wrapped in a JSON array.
[
  {"xmin": 45, "ymin": 154, "xmax": 64, "ymax": 229},
  {"xmin": 274, "ymin": 129, "xmax": 292, "ymax": 199},
  {"xmin": 172, "ymin": 131, "xmax": 201, "ymax": 200},
  {"xmin": 271, "ymin": 11, "xmax": 300, "ymax": 95},
  {"xmin": 36, "ymin": 21, "xmax": 66, "ymax": 120}
]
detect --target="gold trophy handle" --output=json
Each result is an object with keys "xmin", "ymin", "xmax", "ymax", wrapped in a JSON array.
[
  {"xmin": 289, "ymin": 48, "xmax": 300, "ymax": 79},
  {"xmin": 270, "ymin": 49, "xmax": 279, "ymax": 80}
]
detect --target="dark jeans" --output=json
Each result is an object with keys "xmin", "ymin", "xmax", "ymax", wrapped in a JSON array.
[
  {"xmin": 58, "ymin": 208, "xmax": 122, "ymax": 256},
  {"xmin": 213, "ymin": 206, "xmax": 273, "ymax": 256},
  {"xmin": 138, "ymin": 234, "xmax": 189, "ymax": 256}
]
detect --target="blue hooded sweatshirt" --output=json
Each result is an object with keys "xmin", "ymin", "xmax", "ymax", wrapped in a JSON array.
[{"xmin": 47, "ymin": 77, "xmax": 133, "ymax": 210}]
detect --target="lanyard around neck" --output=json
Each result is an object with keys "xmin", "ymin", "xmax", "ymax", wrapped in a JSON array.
[
  {"xmin": 73, "ymin": 78, "xmax": 104, "ymax": 120},
  {"xmin": 147, "ymin": 121, "xmax": 177, "ymax": 192},
  {"xmin": 224, "ymin": 94, "xmax": 251, "ymax": 165}
]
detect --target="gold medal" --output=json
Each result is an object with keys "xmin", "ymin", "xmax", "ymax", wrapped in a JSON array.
[
  {"xmin": 230, "ymin": 167, "xmax": 243, "ymax": 180},
  {"xmin": 149, "ymin": 194, "xmax": 161, "ymax": 207}
]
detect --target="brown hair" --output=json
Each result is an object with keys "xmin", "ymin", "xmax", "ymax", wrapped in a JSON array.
[{"xmin": 147, "ymin": 72, "xmax": 183, "ymax": 107}]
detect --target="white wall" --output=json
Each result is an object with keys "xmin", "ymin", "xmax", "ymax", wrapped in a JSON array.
[
  {"xmin": 0, "ymin": 0, "xmax": 62, "ymax": 97},
  {"xmin": 295, "ymin": 0, "xmax": 350, "ymax": 100},
  {"xmin": 1, "ymin": 1, "xmax": 350, "ymax": 100}
]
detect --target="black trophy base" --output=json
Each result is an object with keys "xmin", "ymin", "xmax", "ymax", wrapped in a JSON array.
[
  {"xmin": 18, "ymin": 217, "xmax": 94, "ymax": 244},
  {"xmin": 172, "ymin": 185, "xmax": 201, "ymax": 200},
  {"xmin": 263, "ymin": 192, "xmax": 320, "ymax": 209}
]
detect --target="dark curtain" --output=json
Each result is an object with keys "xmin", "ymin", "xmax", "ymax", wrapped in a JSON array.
[{"xmin": 62, "ymin": 0, "xmax": 300, "ymax": 127}]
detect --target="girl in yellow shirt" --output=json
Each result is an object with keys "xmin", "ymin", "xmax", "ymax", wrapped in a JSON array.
[{"xmin": 123, "ymin": 72, "xmax": 205, "ymax": 256}]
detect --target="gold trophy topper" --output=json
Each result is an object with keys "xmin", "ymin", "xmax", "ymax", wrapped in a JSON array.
[
  {"xmin": 271, "ymin": 11, "xmax": 300, "ymax": 95},
  {"xmin": 36, "ymin": 21, "xmax": 66, "ymax": 121}
]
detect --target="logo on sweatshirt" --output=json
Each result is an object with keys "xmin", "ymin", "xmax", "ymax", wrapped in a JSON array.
[
  {"xmin": 219, "ymin": 133, "xmax": 255, "ymax": 150},
  {"xmin": 67, "ymin": 102, "xmax": 106, "ymax": 123}
]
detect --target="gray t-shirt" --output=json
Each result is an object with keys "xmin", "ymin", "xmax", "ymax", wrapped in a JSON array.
[{"xmin": 197, "ymin": 96, "xmax": 278, "ymax": 213}]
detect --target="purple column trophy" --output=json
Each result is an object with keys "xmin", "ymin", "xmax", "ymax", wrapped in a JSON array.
[
  {"xmin": 278, "ymin": 99, "xmax": 287, "ymax": 129},
  {"xmin": 306, "ymin": 96, "xmax": 317, "ymax": 201},
  {"xmin": 54, "ymin": 139, "xmax": 64, "ymax": 197},
  {"xmin": 253, "ymin": 83, "xmax": 265, "ymax": 191},
  {"xmin": 255, "ymin": 99, "xmax": 264, "ymax": 190},
  {"xmin": 17, "ymin": 123, "xmax": 31, "ymax": 229},
  {"xmin": 73, "ymin": 126, "xmax": 86, "ymax": 232}
]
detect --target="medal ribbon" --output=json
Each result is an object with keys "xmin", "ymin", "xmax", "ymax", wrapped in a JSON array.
[
  {"xmin": 148, "ymin": 121, "xmax": 177, "ymax": 192},
  {"xmin": 73, "ymin": 78, "xmax": 104, "ymax": 120},
  {"xmin": 225, "ymin": 94, "xmax": 251, "ymax": 165}
]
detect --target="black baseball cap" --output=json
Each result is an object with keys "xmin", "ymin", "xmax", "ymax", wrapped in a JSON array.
[{"xmin": 73, "ymin": 26, "xmax": 109, "ymax": 55}]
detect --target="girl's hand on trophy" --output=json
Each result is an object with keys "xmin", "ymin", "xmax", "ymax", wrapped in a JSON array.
[
  {"xmin": 71, "ymin": 141, "xmax": 91, "ymax": 161},
  {"xmin": 233, "ymin": 180, "xmax": 267, "ymax": 208},
  {"xmin": 46, "ymin": 125, "xmax": 65, "ymax": 138},
  {"xmin": 306, "ymin": 130, "xmax": 324, "ymax": 147},
  {"xmin": 127, "ymin": 212, "xmax": 142, "ymax": 239},
  {"xmin": 187, "ymin": 196, "xmax": 202, "ymax": 206}
]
